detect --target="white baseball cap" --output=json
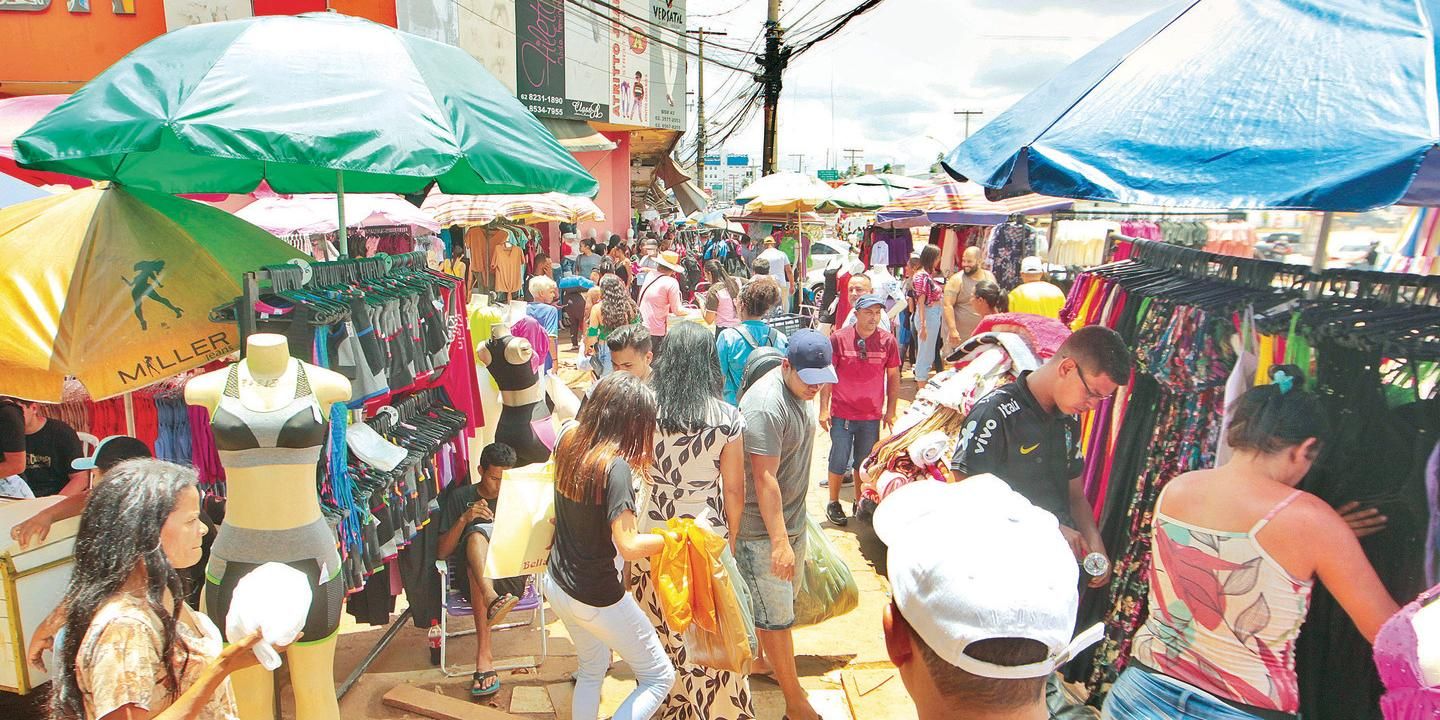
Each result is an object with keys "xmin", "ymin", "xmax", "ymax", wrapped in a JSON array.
[
  {"xmin": 1020, "ymin": 256, "xmax": 1046, "ymax": 274},
  {"xmin": 874, "ymin": 476, "xmax": 1103, "ymax": 679}
]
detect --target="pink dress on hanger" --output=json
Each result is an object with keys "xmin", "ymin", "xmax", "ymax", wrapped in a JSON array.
[{"xmin": 1375, "ymin": 584, "xmax": 1440, "ymax": 719}]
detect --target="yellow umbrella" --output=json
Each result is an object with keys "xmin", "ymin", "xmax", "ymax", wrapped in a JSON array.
[{"xmin": 0, "ymin": 184, "xmax": 306, "ymax": 401}]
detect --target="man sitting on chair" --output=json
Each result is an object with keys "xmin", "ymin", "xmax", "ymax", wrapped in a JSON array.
[{"xmin": 437, "ymin": 442, "xmax": 528, "ymax": 699}]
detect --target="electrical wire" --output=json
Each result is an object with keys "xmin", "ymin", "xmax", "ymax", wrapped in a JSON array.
[
  {"xmin": 790, "ymin": 0, "xmax": 889, "ymax": 57},
  {"xmin": 561, "ymin": 0, "xmax": 755, "ymax": 72},
  {"xmin": 571, "ymin": 0, "xmax": 759, "ymax": 57},
  {"xmin": 691, "ymin": 0, "xmax": 750, "ymax": 19}
]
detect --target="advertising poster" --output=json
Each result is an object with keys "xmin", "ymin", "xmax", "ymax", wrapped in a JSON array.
[
  {"xmin": 459, "ymin": 0, "xmax": 518, "ymax": 93},
  {"xmin": 564, "ymin": 6, "xmax": 611, "ymax": 121},
  {"xmin": 515, "ymin": 0, "xmax": 567, "ymax": 117},
  {"xmin": 609, "ymin": 0, "xmax": 650, "ymax": 126},
  {"xmin": 648, "ymin": 0, "xmax": 685, "ymax": 131}
]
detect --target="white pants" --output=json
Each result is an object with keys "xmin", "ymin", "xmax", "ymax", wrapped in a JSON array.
[{"xmin": 543, "ymin": 573, "xmax": 675, "ymax": 720}]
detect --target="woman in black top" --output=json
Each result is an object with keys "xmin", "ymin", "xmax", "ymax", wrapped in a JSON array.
[{"xmin": 544, "ymin": 373, "xmax": 673, "ymax": 720}]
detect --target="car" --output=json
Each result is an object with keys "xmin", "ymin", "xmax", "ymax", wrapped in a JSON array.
[
  {"xmin": 1328, "ymin": 240, "xmax": 1375, "ymax": 268},
  {"xmin": 805, "ymin": 238, "xmax": 854, "ymax": 298},
  {"xmin": 1255, "ymin": 232, "xmax": 1300, "ymax": 261}
]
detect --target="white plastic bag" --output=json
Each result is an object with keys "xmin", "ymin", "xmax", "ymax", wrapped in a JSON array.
[{"xmin": 225, "ymin": 563, "xmax": 312, "ymax": 670}]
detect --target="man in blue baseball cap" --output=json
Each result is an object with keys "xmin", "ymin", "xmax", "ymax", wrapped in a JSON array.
[{"xmin": 734, "ymin": 328, "xmax": 835, "ymax": 720}]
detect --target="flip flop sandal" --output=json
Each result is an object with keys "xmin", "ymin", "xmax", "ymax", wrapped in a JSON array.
[
  {"xmin": 487, "ymin": 593, "xmax": 519, "ymax": 627},
  {"xmin": 471, "ymin": 670, "xmax": 501, "ymax": 698}
]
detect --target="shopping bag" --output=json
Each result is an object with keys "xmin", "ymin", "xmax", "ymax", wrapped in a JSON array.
[
  {"xmin": 792, "ymin": 516, "xmax": 860, "ymax": 627},
  {"xmin": 484, "ymin": 461, "xmax": 557, "ymax": 577},
  {"xmin": 649, "ymin": 518, "xmax": 720, "ymax": 635},
  {"xmin": 682, "ymin": 541, "xmax": 754, "ymax": 674},
  {"xmin": 718, "ymin": 546, "xmax": 758, "ymax": 655}
]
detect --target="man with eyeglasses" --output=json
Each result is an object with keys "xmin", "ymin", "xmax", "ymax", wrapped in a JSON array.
[
  {"xmin": 948, "ymin": 325, "xmax": 1132, "ymax": 589},
  {"xmin": 819, "ymin": 295, "xmax": 900, "ymax": 526}
]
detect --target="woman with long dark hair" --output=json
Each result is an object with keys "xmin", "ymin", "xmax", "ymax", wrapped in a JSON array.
[
  {"xmin": 910, "ymin": 244, "xmax": 944, "ymax": 382},
  {"xmin": 629, "ymin": 321, "xmax": 753, "ymax": 718},
  {"xmin": 970, "ymin": 280, "xmax": 1008, "ymax": 321},
  {"xmin": 585, "ymin": 272, "xmax": 639, "ymax": 378},
  {"xmin": 546, "ymin": 373, "xmax": 674, "ymax": 720},
  {"xmin": 52, "ymin": 459, "xmax": 267, "ymax": 720},
  {"xmin": 702, "ymin": 259, "xmax": 744, "ymax": 330},
  {"xmin": 1103, "ymin": 366, "xmax": 1398, "ymax": 720}
]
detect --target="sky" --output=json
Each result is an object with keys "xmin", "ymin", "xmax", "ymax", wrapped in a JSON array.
[{"xmin": 682, "ymin": 0, "xmax": 1176, "ymax": 176}]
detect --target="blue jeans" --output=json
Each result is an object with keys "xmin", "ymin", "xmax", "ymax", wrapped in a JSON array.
[
  {"xmin": 828, "ymin": 418, "xmax": 881, "ymax": 476},
  {"xmin": 1103, "ymin": 667, "xmax": 1283, "ymax": 720},
  {"xmin": 913, "ymin": 302, "xmax": 943, "ymax": 382}
]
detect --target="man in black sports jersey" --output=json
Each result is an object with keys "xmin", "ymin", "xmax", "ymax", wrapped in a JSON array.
[{"xmin": 949, "ymin": 326, "xmax": 1131, "ymax": 589}]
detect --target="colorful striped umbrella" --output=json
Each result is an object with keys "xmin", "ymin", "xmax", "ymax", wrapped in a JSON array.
[
  {"xmin": 422, "ymin": 192, "xmax": 605, "ymax": 226},
  {"xmin": 875, "ymin": 181, "xmax": 1073, "ymax": 228}
]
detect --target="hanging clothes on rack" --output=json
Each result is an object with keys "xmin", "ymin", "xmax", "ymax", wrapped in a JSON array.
[{"xmin": 988, "ymin": 217, "xmax": 1037, "ymax": 290}]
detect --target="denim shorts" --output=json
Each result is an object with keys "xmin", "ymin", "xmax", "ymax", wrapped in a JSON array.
[
  {"xmin": 827, "ymin": 418, "xmax": 881, "ymax": 476},
  {"xmin": 1102, "ymin": 666, "xmax": 1295, "ymax": 720},
  {"xmin": 734, "ymin": 534, "xmax": 806, "ymax": 631}
]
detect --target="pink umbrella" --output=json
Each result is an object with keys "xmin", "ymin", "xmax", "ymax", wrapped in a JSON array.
[
  {"xmin": 235, "ymin": 192, "xmax": 441, "ymax": 236},
  {"xmin": 0, "ymin": 95, "xmax": 91, "ymax": 189}
]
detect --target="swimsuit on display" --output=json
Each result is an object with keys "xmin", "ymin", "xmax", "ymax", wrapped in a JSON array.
[
  {"xmin": 484, "ymin": 336, "xmax": 555, "ymax": 466},
  {"xmin": 205, "ymin": 360, "xmax": 345, "ymax": 642}
]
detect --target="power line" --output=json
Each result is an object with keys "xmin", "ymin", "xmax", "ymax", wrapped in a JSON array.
[
  {"xmin": 691, "ymin": 0, "xmax": 750, "ymax": 19},
  {"xmin": 791, "ymin": 0, "xmax": 889, "ymax": 57},
  {"xmin": 561, "ymin": 0, "xmax": 755, "ymax": 72},
  {"xmin": 571, "ymin": 0, "xmax": 758, "ymax": 57}
]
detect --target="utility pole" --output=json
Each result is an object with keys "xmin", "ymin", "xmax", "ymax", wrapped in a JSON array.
[
  {"xmin": 789, "ymin": 153, "xmax": 805, "ymax": 173},
  {"xmin": 954, "ymin": 110, "xmax": 984, "ymax": 139},
  {"xmin": 687, "ymin": 28, "xmax": 727, "ymax": 188},
  {"xmin": 843, "ymin": 148, "xmax": 863, "ymax": 176},
  {"xmin": 760, "ymin": 0, "xmax": 788, "ymax": 175}
]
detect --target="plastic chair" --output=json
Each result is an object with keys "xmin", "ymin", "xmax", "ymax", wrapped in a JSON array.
[
  {"xmin": 77, "ymin": 432, "xmax": 99, "ymax": 457},
  {"xmin": 434, "ymin": 559, "xmax": 547, "ymax": 677}
]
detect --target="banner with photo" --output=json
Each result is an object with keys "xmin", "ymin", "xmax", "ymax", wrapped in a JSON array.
[
  {"xmin": 609, "ymin": 0, "xmax": 651, "ymax": 127},
  {"xmin": 516, "ymin": 0, "xmax": 566, "ymax": 117}
]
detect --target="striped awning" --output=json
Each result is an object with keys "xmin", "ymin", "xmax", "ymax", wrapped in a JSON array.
[
  {"xmin": 422, "ymin": 192, "xmax": 605, "ymax": 226},
  {"xmin": 875, "ymin": 181, "xmax": 1072, "ymax": 228}
]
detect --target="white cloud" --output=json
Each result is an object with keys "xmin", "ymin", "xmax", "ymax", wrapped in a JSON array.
[{"xmin": 685, "ymin": 0, "xmax": 1172, "ymax": 176}]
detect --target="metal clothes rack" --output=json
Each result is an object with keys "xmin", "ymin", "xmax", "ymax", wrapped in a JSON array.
[
  {"xmin": 1125, "ymin": 237, "xmax": 1312, "ymax": 289},
  {"xmin": 1050, "ymin": 209, "xmax": 1248, "ymax": 222},
  {"xmin": 237, "ymin": 251, "xmax": 429, "ymax": 351}
]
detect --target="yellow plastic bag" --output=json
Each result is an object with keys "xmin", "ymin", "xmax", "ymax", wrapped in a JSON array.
[
  {"xmin": 649, "ymin": 518, "xmax": 720, "ymax": 635},
  {"xmin": 792, "ymin": 516, "xmax": 859, "ymax": 627},
  {"xmin": 682, "ymin": 543, "xmax": 755, "ymax": 674}
]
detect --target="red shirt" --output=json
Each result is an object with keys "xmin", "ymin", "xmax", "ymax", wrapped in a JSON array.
[{"xmin": 829, "ymin": 325, "xmax": 899, "ymax": 421}]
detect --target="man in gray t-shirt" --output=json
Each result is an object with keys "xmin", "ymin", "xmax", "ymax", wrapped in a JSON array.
[{"xmin": 735, "ymin": 329, "xmax": 835, "ymax": 720}]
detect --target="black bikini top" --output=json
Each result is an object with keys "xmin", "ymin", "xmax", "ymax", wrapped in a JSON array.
[{"xmin": 210, "ymin": 360, "xmax": 328, "ymax": 468}]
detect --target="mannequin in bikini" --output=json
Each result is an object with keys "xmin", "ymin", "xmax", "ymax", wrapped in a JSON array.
[
  {"xmin": 476, "ymin": 323, "xmax": 555, "ymax": 467},
  {"xmin": 185, "ymin": 333, "xmax": 351, "ymax": 720}
]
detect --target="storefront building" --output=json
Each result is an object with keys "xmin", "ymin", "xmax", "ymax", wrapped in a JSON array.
[{"xmin": 0, "ymin": 0, "xmax": 689, "ymax": 233}]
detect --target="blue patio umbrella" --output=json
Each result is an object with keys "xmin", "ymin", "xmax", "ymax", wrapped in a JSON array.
[{"xmin": 944, "ymin": 0, "xmax": 1440, "ymax": 212}]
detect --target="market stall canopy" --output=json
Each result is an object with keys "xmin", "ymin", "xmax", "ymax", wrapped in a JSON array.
[
  {"xmin": 0, "ymin": 184, "xmax": 306, "ymax": 402},
  {"xmin": 538, "ymin": 117, "xmax": 618, "ymax": 153},
  {"xmin": 422, "ymin": 192, "xmax": 605, "ymax": 226},
  {"xmin": 13, "ymin": 12, "xmax": 598, "ymax": 198},
  {"xmin": 236, "ymin": 193, "xmax": 441, "ymax": 236},
  {"xmin": 943, "ymin": 0, "xmax": 1440, "ymax": 211},
  {"xmin": 875, "ymin": 181, "xmax": 1072, "ymax": 228},
  {"xmin": 734, "ymin": 172, "xmax": 834, "ymax": 214},
  {"xmin": 0, "ymin": 95, "xmax": 91, "ymax": 189},
  {"xmin": 820, "ymin": 173, "xmax": 926, "ymax": 211}
]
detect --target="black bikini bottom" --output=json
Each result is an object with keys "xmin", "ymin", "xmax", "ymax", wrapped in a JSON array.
[{"xmin": 205, "ymin": 558, "xmax": 345, "ymax": 644}]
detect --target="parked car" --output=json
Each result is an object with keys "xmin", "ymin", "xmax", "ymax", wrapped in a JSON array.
[
  {"xmin": 1255, "ymin": 232, "xmax": 1300, "ymax": 261},
  {"xmin": 805, "ymin": 238, "xmax": 853, "ymax": 298}
]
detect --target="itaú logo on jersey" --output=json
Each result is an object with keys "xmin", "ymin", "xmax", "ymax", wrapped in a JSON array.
[{"xmin": 998, "ymin": 398, "xmax": 1021, "ymax": 418}]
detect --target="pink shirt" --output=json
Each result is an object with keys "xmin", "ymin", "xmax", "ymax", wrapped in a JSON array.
[{"xmin": 639, "ymin": 274, "xmax": 683, "ymax": 336}]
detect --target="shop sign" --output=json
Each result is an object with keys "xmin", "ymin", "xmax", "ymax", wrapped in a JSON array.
[
  {"xmin": 647, "ymin": 0, "xmax": 685, "ymax": 131},
  {"xmin": 610, "ymin": 0, "xmax": 650, "ymax": 126},
  {"xmin": 516, "ymin": 0, "xmax": 567, "ymax": 118}
]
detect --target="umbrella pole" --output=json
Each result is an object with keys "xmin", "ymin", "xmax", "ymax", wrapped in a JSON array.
[
  {"xmin": 1309, "ymin": 211, "xmax": 1334, "ymax": 299},
  {"xmin": 123, "ymin": 392, "xmax": 136, "ymax": 436},
  {"xmin": 336, "ymin": 171, "xmax": 349, "ymax": 259}
]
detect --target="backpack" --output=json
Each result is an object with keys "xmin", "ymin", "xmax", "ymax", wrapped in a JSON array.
[{"xmin": 738, "ymin": 346, "xmax": 785, "ymax": 402}]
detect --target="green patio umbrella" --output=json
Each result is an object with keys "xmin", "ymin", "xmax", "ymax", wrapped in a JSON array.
[
  {"xmin": 14, "ymin": 12, "xmax": 598, "ymax": 251},
  {"xmin": 819, "ymin": 174, "xmax": 926, "ymax": 212}
]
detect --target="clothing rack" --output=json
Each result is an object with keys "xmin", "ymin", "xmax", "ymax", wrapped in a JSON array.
[
  {"xmin": 1125, "ymin": 237, "xmax": 1312, "ymax": 289},
  {"xmin": 1051, "ymin": 209, "xmax": 1248, "ymax": 222},
  {"xmin": 236, "ymin": 251, "xmax": 431, "ymax": 349}
]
